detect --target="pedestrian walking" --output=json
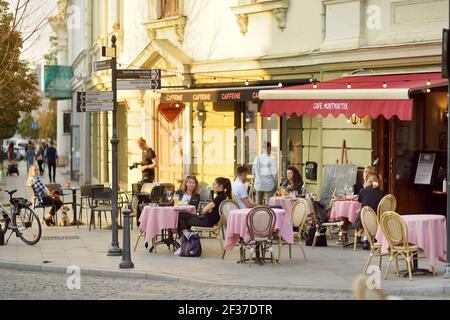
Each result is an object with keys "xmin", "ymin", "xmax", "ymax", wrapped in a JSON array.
[
  {"xmin": 25, "ymin": 141, "xmax": 35, "ymax": 172},
  {"xmin": 44, "ymin": 141, "xmax": 58, "ymax": 183},
  {"xmin": 36, "ymin": 143, "xmax": 46, "ymax": 176},
  {"xmin": 252, "ymin": 142, "xmax": 278, "ymax": 205}
]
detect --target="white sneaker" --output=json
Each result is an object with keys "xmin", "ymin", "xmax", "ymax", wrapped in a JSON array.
[{"xmin": 174, "ymin": 248, "xmax": 181, "ymax": 256}]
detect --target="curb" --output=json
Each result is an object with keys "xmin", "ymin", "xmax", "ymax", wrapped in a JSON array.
[{"xmin": 1, "ymin": 260, "xmax": 449, "ymax": 297}]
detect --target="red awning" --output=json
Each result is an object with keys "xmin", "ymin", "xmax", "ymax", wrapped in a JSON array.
[{"xmin": 260, "ymin": 72, "xmax": 448, "ymax": 121}]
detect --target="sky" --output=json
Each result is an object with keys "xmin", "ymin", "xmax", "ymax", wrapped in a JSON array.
[{"xmin": 8, "ymin": 0, "xmax": 58, "ymax": 65}]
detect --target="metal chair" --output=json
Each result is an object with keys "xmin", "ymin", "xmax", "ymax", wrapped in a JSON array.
[
  {"xmin": 78, "ymin": 184, "xmax": 103, "ymax": 228},
  {"xmin": 243, "ymin": 206, "xmax": 277, "ymax": 268},
  {"xmin": 89, "ymin": 187, "xmax": 112, "ymax": 231}
]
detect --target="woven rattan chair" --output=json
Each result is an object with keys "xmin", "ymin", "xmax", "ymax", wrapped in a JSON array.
[
  {"xmin": 360, "ymin": 206, "xmax": 389, "ymax": 273},
  {"xmin": 380, "ymin": 211, "xmax": 429, "ymax": 281},
  {"xmin": 244, "ymin": 206, "xmax": 277, "ymax": 268},
  {"xmin": 277, "ymin": 199, "xmax": 308, "ymax": 262},
  {"xmin": 377, "ymin": 194, "xmax": 397, "ymax": 221},
  {"xmin": 217, "ymin": 199, "xmax": 239, "ymax": 260}
]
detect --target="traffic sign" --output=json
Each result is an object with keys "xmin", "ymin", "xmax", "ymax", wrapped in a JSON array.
[
  {"xmin": 117, "ymin": 69, "xmax": 161, "ymax": 80},
  {"xmin": 117, "ymin": 80, "xmax": 161, "ymax": 90},
  {"xmin": 102, "ymin": 46, "xmax": 116, "ymax": 58},
  {"xmin": 86, "ymin": 91, "xmax": 113, "ymax": 101},
  {"xmin": 86, "ymin": 102, "xmax": 114, "ymax": 112},
  {"xmin": 94, "ymin": 59, "xmax": 113, "ymax": 71}
]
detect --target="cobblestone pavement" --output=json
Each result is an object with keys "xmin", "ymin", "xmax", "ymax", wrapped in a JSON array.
[{"xmin": 0, "ymin": 268, "xmax": 448, "ymax": 300}]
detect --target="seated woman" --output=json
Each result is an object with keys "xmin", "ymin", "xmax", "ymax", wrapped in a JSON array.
[
  {"xmin": 353, "ymin": 166, "xmax": 377, "ymax": 195},
  {"xmin": 355, "ymin": 174, "xmax": 384, "ymax": 250},
  {"xmin": 175, "ymin": 175, "xmax": 201, "ymax": 210},
  {"xmin": 176, "ymin": 177, "xmax": 232, "ymax": 255},
  {"xmin": 276, "ymin": 166, "xmax": 304, "ymax": 196},
  {"xmin": 29, "ymin": 164, "xmax": 62, "ymax": 226}
]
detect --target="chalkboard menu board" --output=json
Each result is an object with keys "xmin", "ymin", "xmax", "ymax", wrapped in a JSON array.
[{"xmin": 320, "ymin": 164, "xmax": 358, "ymax": 208}]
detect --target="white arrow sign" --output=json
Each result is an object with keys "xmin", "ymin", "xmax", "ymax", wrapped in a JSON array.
[
  {"xmin": 86, "ymin": 102, "xmax": 114, "ymax": 112},
  {"xmin": 86, "ymin": 91, "xmax": 113, "ymax": 101},
  {"xmin": 117, "ymin": 80, "xmax": 161, "ymax": 90}
]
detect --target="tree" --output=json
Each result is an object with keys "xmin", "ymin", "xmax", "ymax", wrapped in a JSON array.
[{"xmin": 0, "ymin": 0, "xmax": 42, "ymax": 135}]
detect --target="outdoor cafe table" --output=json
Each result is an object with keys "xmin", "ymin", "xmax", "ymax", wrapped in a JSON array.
[
  {"xmin": 269, "ymin": 196, "xmax": 315, "ymax": 217},
  {"xmin": 139, "ymin": 205, "xmax": 196, "ymax": 252},
  {"xmin": 330, "ymin": 199, "xmax": 362, "ymax": 224},
  {"xmin": 61, "ymin": 187, "xmax": 80, "ymax": 226},
  {"xmin": 375, "ymin": 214, "xmax": 447, "ymax": 269},
  {"xmin": 224, "ymin": 208, "xmax": 294, "ymax": 252}
]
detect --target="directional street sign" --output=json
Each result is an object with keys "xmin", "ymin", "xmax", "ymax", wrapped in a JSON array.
[
  {"xmin": 76, "ymin": 91, "xmax": 114, "ymax": 112},
  {"xmin": 94, "ymin": 59, "xmax": 113, "ymax": 72},
  {"xmin": 102, "ymin": 46, "xmax": 116, "ymax": 58},
  {"xmin": 117, "ymin": 79, "xmax": 161, "ymax": 90},
  {"xmin": 117, "ymin": 69, "xmax": 161, "ymax": 80},
  {"xmin": 86, "ymin": 102, "xmax": 114, "ymax": 112},
  {"xmin": 86, "ymin": 91, "xmax": 113, "ymax": 101}
]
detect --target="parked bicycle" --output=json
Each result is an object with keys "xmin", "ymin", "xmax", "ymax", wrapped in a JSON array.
[{"xmin": 0, "ymin": 189, "xmax": 41, "ymax": 245}]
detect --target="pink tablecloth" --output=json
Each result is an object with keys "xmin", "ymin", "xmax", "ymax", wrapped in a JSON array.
[
  {"xmin": 225, "ymin": 208, "xmax": 294, "ymax": 251},
  {"xmin": 269, "ymin": 197, "xmax": 315, "ymax": 217},
  {"xmin": 375, "ymin": 214, "xmax": 447, "ymax": 268},
  {"xmin": 139, "ymin": 205, "xmax": 196, "ymax": 243},
  {"xmin": 330, "ymin": 200, "xmax": 362, "ymax": 224}
]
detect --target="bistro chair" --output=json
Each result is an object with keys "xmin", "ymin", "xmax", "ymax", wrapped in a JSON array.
[
  {"xmin": 282, "ymin": 199, "xmax": 308, "ymax": 262},
  {"xmin": 380, "ymin": 211, "xmax": 428, "ymax": 281},
  {"xmin": 89, "ymin": 187, "xmax": 112, "ymax": 231},
  {"xmin": 377, "ymin": 194, "xmax": 397, "ymax": 221},
  {"xmin": 30, "ymin": 183, "xmax": 59, "ymax": 226},
  {"xmin": 217, "ymin": 200, "xmax": 239, "ymax": 260},
  {"xmin": 360, "ymin": 206, "xmax": 388, "ymax": 274},
  {"xmin": 243, "ymin": 206, "xmax": 277, "ymax": 268},
  {"xmin": 78, "ymin": 184, "xmax": 103, "ymax": 228}
]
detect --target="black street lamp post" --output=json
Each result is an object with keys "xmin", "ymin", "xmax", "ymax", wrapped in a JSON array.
[{"xmin": 107, "ymin": 34, "xmax": 122, "ymax": 257}]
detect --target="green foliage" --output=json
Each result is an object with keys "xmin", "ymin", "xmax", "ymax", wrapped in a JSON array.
[
  {"xmin": 16, "ymin": 112, "xmax": 38, "ymax": 140},
  {"xmin": 0, "ymin": 0, "xmax": 42, "ymax": 133}
]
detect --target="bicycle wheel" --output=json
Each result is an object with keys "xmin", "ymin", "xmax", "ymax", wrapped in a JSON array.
[{"xmin": 12, "ymin": 207, "xmax": 42, "ymax": 245}]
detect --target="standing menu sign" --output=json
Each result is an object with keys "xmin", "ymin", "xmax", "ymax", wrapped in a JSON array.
[{"xmin": 412, "ymin": 152, "xmax": 439, "ymax": 186}]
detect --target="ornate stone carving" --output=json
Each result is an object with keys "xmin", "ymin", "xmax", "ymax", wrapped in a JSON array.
[
  {"xmin": 236, "ymin": 14, "xmax": 249, "ymax": 35},
  {"xmin": 273, "ymin": 8, "xmax": 288, "ymax": 30}
]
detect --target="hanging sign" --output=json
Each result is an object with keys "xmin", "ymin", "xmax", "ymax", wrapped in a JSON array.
[{"xmin": 158, "ymin": 103, "xmax": 185, "ymax": 123}]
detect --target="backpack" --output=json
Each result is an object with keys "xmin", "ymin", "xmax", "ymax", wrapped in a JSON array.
[{"xmin": 180, "ymin": 233, "xmax": 202, "ymax": 257}]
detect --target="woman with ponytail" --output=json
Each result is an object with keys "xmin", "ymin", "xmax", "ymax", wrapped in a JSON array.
[{"xmin": 176, "ymin": 177, "xmax": 232, "ymax": 255}]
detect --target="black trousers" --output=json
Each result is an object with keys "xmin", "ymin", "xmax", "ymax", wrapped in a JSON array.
[
  {"xmin": 41, "ymin": 197, "xmax": 63, "ymax": 215},
  {"xmin": 37, "ymin": 160, "xmax": 44, "ymax": 175},
  {"xmin": 136, "ymin": 178, "xmax": 154, "ymax": 227},
  {"xmin": 48, "ymin": 162, "xmax": 56, "ymax": 182},
  {"xmin": 178, "ymin": 212, "xmax": 214, "ymax": 232}
]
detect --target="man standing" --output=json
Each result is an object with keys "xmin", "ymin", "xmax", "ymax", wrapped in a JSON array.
[
  {"xmin": 253, "ymin": 142, "xmax": 277, "ymax": 205},
  {"xmin": 137, "ymin": 137, "xmax": 157, "ymax": 184},
  {"xmin": 232, "ymin": 166, "xmax": 256, "ymax": 209},
  {"xmin": 44, "ymin": 141, "xmax": 58, "ymax": 183}
]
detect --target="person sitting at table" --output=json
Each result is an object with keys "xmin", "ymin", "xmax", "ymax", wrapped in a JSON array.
[
  {"xmin": 276, "ymin": 166, "xmax": 304, "ymax": 196},
  {"xmin": 29, "ymin": 164, "xmax": 63, "ymax": 226},
  {"xmin": 354, "ymin": 174, "xmax": 384, "ymax": 250},
  {"xmin": 175, "ymin": 177, "xmax": 232, "ymax": 255},
  {"xmin": 174, "ymin": 175, "xmax": 201, "ymax": 210},
  {"xmin": 353, "ymin": 166, "xmax": 377, "ymax": 195},
  {"xmin": 232, "ymin": 166, "xmax": 256, "ymax": 209}
]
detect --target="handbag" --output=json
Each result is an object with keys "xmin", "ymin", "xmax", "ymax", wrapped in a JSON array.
[
  {"xmin": 305, "ymin": 225, "xmax": 327, "ymax": 247},
  {"xmin": 180, "ymin": 232, "xmax": 202, "ymax": 257}
]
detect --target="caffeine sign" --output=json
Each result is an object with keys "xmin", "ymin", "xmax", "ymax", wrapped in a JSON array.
[{"xmin": 158, "ymin": 103, "xmax": 185, "ymax": 123}]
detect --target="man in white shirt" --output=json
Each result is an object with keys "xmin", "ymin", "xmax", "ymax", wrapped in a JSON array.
[
  {"xmin": 253, "ymin": 142, "xmax": 277, "ymax": 205},
  {"xmin": 232, "ymin": 166, "xmax": 256, "ymax": 209}
]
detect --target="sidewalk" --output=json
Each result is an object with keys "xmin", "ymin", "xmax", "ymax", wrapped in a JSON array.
[{"xmin": 1, "ymin": 162, "xmax": 450, "ymax": 297}]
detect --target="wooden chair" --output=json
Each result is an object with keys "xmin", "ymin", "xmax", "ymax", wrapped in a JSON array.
[
  {"xmin": 360, "ymin": 206, "xmax": 389, "ymax": 273},
  {"xmin": 243, "ymin": 206, "xmax": 277, "ymax": 268},
  {"xmin": 380, "ymin": 211, "xmax": 429, "ymax": 281},
  {"xmin": 277, "ymin": 199, "xmax": 308, "ymax": 262}
]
